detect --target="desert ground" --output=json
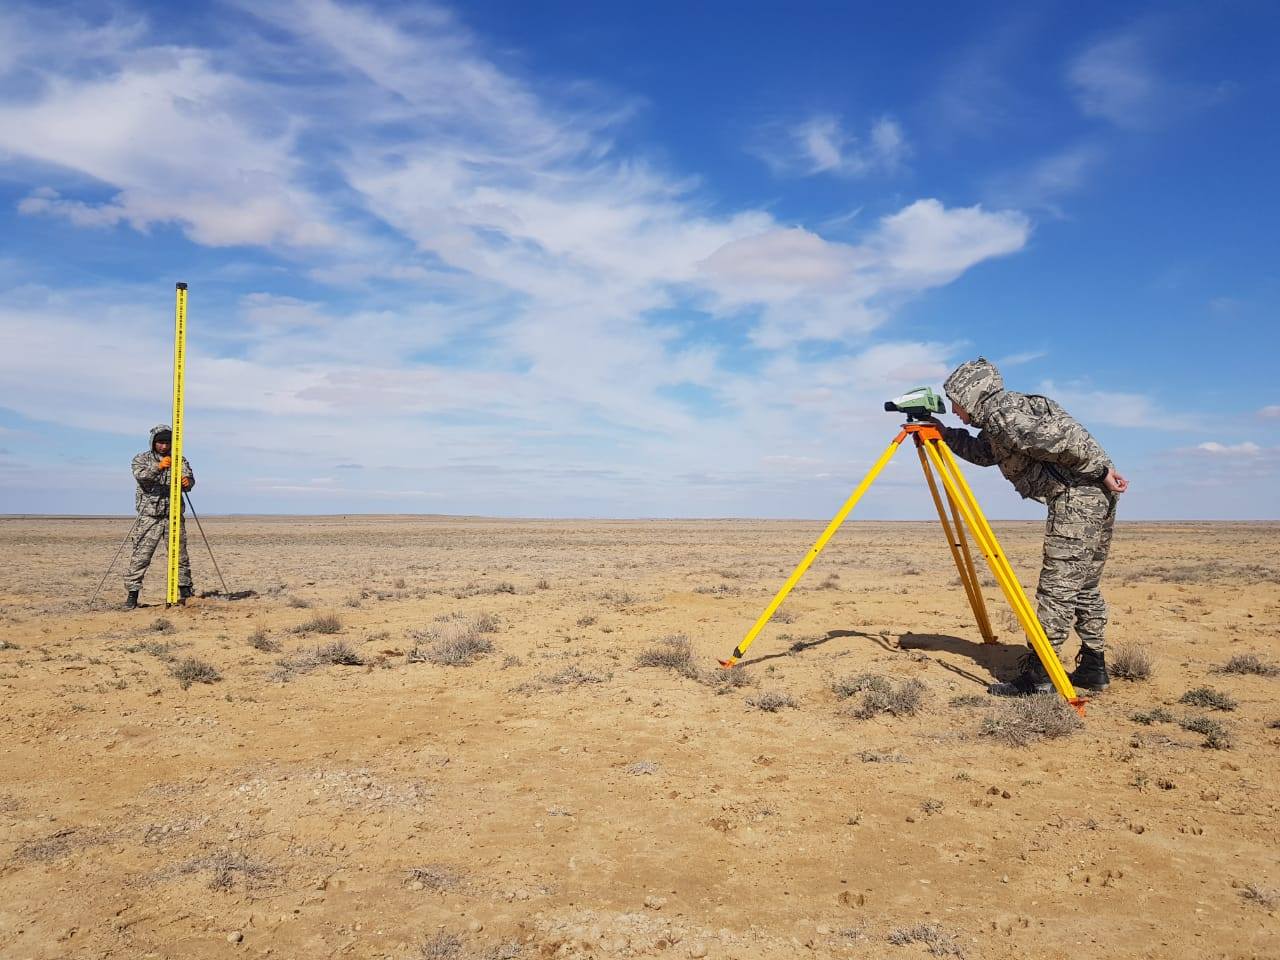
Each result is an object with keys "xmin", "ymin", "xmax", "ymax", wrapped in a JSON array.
[{"xmin": 0, "ymin": 515, "xmax": 1277, "ymax": 960}]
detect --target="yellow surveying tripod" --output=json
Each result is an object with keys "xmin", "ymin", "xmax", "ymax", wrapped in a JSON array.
[{"xmin": 718, "ymin": 423, "xmax": 1085, "ymax": 714}]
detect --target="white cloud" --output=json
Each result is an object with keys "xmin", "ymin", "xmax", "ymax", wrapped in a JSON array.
[
  {"xmin": 755, "ymin": 113, "xmax": 909, "ymax": 179},
  {"xmin": 1196, "ymin": 441, "xmax": 1262, "ymax": 457},
  {"xmin": 1068, "ymin": 33, "xmax": 1159, "ymax": 129},
  {"xmin": 1037, "ymin": 380, "xmax": 1190, "ymax": 430},
  {"xmin": 1259, "ymin": 405, "xmax": 1280, "ymax": 420}
]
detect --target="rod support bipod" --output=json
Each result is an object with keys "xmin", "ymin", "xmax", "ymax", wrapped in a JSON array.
[{"xmin": 719, "ymin": 422, "xmax": 1086, "ymax": 715}]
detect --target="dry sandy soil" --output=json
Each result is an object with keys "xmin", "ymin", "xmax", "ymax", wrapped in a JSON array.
[{"xmin": 0, "ymin": 516, "xmax": 1277, "ymax": 960}]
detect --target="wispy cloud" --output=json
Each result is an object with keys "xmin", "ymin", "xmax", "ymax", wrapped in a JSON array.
[
  {"xmin": 1258, "ymin": 405, "xmax": 1280, "ymax": 420},
  {"xmin": 1037, "ymin": 380, "xmax": 1192, "ymax": 431},
  {"xmin": 753, "ymin": 114, "xmax": 909, "ymax": 179}
]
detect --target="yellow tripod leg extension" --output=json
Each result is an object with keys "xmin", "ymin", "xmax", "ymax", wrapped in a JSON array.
[
  {"xmin": 916, "ymin": 444, "xmax": 995, "ymax": 643},
  {"xmin": 166, "ymin": 282, "xmax": 188, "ymax": 607},
  {"xmin": 923, "ymin": 439, "xmax": 1084, "ymax": 711},
  {"xmin": 719, "ymin": 431, "xmax": 909, "ymax": 667}
]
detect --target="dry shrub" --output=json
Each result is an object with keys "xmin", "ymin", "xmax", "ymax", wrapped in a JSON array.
[
  {"xmin": 748, "ymin": 689, "xmax": 796, "ymax": 712},
  {"xmin": 1178, "ymin": 686, "xmax": 1237, "ymax": 711},
  {"xmin": 857, "ymin": 750, "xmax": 909, "ymax": 763},
  {"xmin": 127, "ymin": 640, "xmax": 175, "ymax": 660},
  {"xmin": 419, "ymin": 932, "xmax": 463, "ymax": 960},
  {"xmin": 835, "ymin": 673, "xmax": 927, "ymax": 719},
  {"xmin": 626, "ymin": 761, "xmax": 659, "ymax": 776},
  {"xmin": 151, "ymin": 617, "xmax": 176, "ymax": 634},
  {"xmin": 312, "ymin": 641, "xmax": 363, "ymax": 665},
  {"xmin": 1179, "ymin": 715, "xmax": 1233, "ymax": 749},
  {"xmin": 1214, "ymin": 653, "xmax": 1280, "ymax": 677},
  {"xmin": 169, "ymin": 657, "xmax": 221, "ymax": 689},
  {"xmin": 1240, "ymin": 883, "xmax": 1279, "ymax": 909},
  {"xmin": 634, "ymin": 634, "xmax": 698, "ymax": 679},
  {"xmin": 409, "ymin": 613, "xmax": 497, "ymax": 667},
  {"xmin": 703, "ymin": 668, "xmax": 754, "ymax": 694},
  {"xmin": 1130, "ymin": 707, "xmax": 1174, "ymax": 726},
  {"xmin": 886, "ymin": 922, "xmax": 964, "ymax": 957},
  {"xmin": 286, "ymin": 596, "xmax": 312, "ymax": 608},
  {"xmin": 247, "ymin": 626, "xmax": 279, "ymax": 652},
  {"xmin": 980, "ymin": 694, "xmax": 1083, "ymax": 747},
  {"xmin": 294, "ymin": 612, "xmax": 343, "ymax": 635},
  {"xmin": 1110, "ymin": 643, "xmax": 1153, "ymax": 681},
  {"xmin": 544, "ymin": 666, "xmax": 609, "ymax": 688},
  {"xmin": 407, "ymin": 864, "xmax": 462, "ymax": 890}
]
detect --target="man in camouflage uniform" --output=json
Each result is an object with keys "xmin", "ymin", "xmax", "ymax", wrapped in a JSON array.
[
  {"xmin": 125, "ymin": 424, "xmax": 196, "ymax": 608},
  {"xmin": 937, "ymin": 358, "xmax": 1128, "ymax": 695}
]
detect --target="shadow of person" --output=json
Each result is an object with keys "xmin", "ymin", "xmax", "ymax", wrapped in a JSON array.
[
  {"xmin": 737, "ymin": 628, "xmax": 884, "ymax": 666},
  {"xmin": 898, "ymin": 632, "xmax": 1026, "ymax": 677}
]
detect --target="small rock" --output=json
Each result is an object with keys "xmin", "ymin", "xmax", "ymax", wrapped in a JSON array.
[
  {"xmin": 468, "ymin": 920, "xmax": 483, "ymax": 933},
  {"xmin": 227, "ymin": 930, "xmax": 244, "ymax": 944},
  {"xmin": 410, "ymin": 881, "xmax": 425, "ymax": 892},
  {"xmin": 688, "ymin": 942, "xmax": 708, "ymax": 958},
  {"xmin": 643, "ymin": 895, "xmax": 667, "ymax": 910}
]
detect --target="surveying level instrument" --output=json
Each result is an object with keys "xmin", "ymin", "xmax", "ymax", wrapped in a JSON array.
[
  {"xmin": 166, "ymin": 282, "xmax": 188, "ymax": 607},
  {"xmin": 719, "ymin": 415, "xmax": 1086, "ymax": 714}
]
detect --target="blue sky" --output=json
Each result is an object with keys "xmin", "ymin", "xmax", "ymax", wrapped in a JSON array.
[{"xmin": 1, "ymin": 0, "xmax": 1277, "ymax": 519}]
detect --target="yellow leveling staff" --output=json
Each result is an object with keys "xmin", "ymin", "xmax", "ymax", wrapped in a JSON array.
[
  {"xmin": 720, "ymin": 424, "xmax": 1084, "ymax": 712},
  {"xmin": 166, "ymin": 282, "xmax": 188, "ymax": 607}
]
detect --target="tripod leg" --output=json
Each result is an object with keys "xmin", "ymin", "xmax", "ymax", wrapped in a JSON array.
[
  {"xmin": 89, "ymin": 517, "xmax": 141, "ymax": 606},
  {"xmin": 946, "ymin": 482, "xmax": 996, "ymax": 643},
  {"xmin": 916, "ymin": 444, "xmax": 995, "ymax": 643},
  {"xmin": 719, "ymin": 432, "xmax": 909, "ymax": 667},
  {"xmin": 923, "ymin": 440, "xmax": 1082, "ymax": 710},
  {"xmin": 185, "ymin": 494, "xmax": 229, "ymax": 595}
]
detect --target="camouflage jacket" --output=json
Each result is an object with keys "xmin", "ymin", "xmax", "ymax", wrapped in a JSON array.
[
  {"xmin": 132, "ymin": 423, "xmax": 195, "ymax": 517},
  {"xmin": 940, "ymin": 359, "xmax": 1112, "ymax": 503}
]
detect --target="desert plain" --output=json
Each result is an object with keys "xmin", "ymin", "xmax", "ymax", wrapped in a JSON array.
[{"xmin": 0, "ymin": 515, "xmax": 1277, "ymax": 960}]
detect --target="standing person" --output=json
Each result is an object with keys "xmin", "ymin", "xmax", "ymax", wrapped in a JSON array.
[
  {"xmin": 125, "ymin": 424, "xmax": 195, "ymax": 608},
  {"xmin": 936, "ymin": 358, "xmax": 1128, "ymax": 696}
]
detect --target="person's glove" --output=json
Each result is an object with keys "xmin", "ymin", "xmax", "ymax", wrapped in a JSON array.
[
  {"xmin": 181, "ymin": 477, "xmax": 192, "ymax": 490},
  {"xmin": 155, "ymin": 456, "xmax": 172, "ymax": 470}
]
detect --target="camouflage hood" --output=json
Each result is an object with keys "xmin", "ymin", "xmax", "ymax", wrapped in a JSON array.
[
  {"xmin": 149, "ymin": 423, "xmax": 171, "ymax": 455},
  {"xmin": 944, "ymin": 358, "xmax": 1004, "ymax": 423}
]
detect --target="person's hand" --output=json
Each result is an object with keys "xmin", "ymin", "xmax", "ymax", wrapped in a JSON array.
[
  {"xmin": 181, "ymin": 476, "xmax": 192, "ymax": 490},
  {"xmin": 1103, "ymin": 469, "xmax": 1128, "ymax": 494},
  {"xmin": 155, "ymin": 456, "xmax": 172, "ymax": 470}
]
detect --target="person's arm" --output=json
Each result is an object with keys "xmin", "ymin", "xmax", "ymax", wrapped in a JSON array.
[
  {"xmin": 181, "ymin": 458, "xmax": 195, "ymax": 491},
  {"xmin": 988, "ymin": 409, "xmax": 1110, "ymax": 478},
  {"xmin": 936, "ymin": 424, "xmax": 999, "ymax": 466},
  {"xmin": 132, "ymin": 452, "xmax": 164, "ymax": 482}
]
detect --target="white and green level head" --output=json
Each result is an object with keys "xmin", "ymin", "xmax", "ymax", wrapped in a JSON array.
[{"xmin": 884, "ymin": 387, "xmax": 946, "ymax": 422}]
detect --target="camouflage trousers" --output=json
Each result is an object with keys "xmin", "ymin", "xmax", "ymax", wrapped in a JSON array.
[
  {"xmin": 1035, "ymin": 485, "xmax": 1116, "ymax": 656},
  {"xmin": 124, "ymin": 515, "xmax": 192, "ymax": 593}
]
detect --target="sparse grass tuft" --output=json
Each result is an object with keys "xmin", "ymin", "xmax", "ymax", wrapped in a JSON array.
[
  {"xmin": 832, "ymin": 673, "xmax": 890, "ymax": 699},
  {"xmin": 180, "ymin": 849, "xmax": 271, "ymax": 890},
  {"xmin": 127, "ymin": 639, "xmax": 175, "ymax": 660},
  {"xmin": 634, "ymin": 634, "xmax": 698, "ymax": 679},
  {"xmin": 1179, "ymin": 714, "xmax": 1233, "ymax": 749},
  {"xmin": 857, "ymin": 750, "xmax": 909, "ymax": 763},
  {"xmin": 1110, "ymin": 643, "xmax": 1153, "ymax": 681},
  {"xmin": 544, "ymin": 666, "xmax": 610, "ymax": 688},
  {"xmin": 151, "ymin": 617, "xmax": 175, "ymax": 634},
  {"xmin": 886, "ymin": 922, "xmax": 964, "ymax": 956},
  {"xmin": 294, "ymin": 612, "xmax": 343, "ymax": 635},
  {"xmin": 1239, "ymin": 883, "xmax": 1279, "ymax": 909},
  {"xmin": 575, "ymin": 615, "xmax": 597, "ymax": 627},
  {"xmin": 408, "ymin": 613, "xmax": 498, "ymax": 667},
  {"xmin": 1130, "ymin": 707, "xmax": 1175, "ymax": 726},
  {"xmin": 286, "ymin": 596, "xmax": 312, "ymax": 608},
  {"xmin": 1214, "ymin": 653, "xmax": 1280, "ymax": 677},
  {"xmin": 1179, "ymin": 686, "xmax": 1237, "ymax": 711},
  {"xmin": 748, "ymin": 689, "xmax": 797, "ymax": 712},
  {"xmin": 949, "ymin": 694, "xmax": 987, "ymax": 708},
  {"xmin": 626, "ymin": 761, "xmax": 659, "ymax": 776},
  {"xmin": 980, "ymin": 694, "xmax": 1083, "ymax": 747},
  {"xmin": 169, "ymin": 657, "xmax": 221, "ymax": 689},
  {"xmin": 247, "ymin": 626, "xmax": 279, "ymax": 653}
]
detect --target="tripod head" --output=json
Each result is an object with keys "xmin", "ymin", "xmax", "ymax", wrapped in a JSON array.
[{"xmin": 884, "ymin": 387, "xmax": 946, "ymax": 422}]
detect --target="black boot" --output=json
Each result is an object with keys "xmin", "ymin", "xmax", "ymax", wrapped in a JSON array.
[
  {"xmin": 1069, "ymin": 646, "xmax": 1109, "ymax": 691},
  {"xmin": 988, "ymin": 650, "xmax": 1055, "ymax": 697},
  {"xmin": 179, "ymin": 585, "xmax": 194, "ymax": 601},
  {"xmin": 125, "ymin": 590, "xmax": 139, "ymax": 610}
]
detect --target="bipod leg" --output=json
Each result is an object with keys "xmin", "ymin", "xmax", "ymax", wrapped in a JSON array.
[
  {"xmin": 184, "ymin": 493, "xmax": 229, "ymax": 595},
  {"xmin": 89, "ymin": 517, "xmax": 141, "ymax": 607},
  {"xmin": 719, "ymin": 431, "xmax": 910, "ymax": 667},
  {"xmin": 915, "ymin": 441, "xmax": 995, "ymax": 643},
  {"xmin": 922, "ymin": 438, "xmax": 1084, "ymax": 713}
]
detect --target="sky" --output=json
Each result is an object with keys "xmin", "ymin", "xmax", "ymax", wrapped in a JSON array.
[{"xmin": 1, "ymin": 0, "xmax": 1277, "ymax": 519}]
